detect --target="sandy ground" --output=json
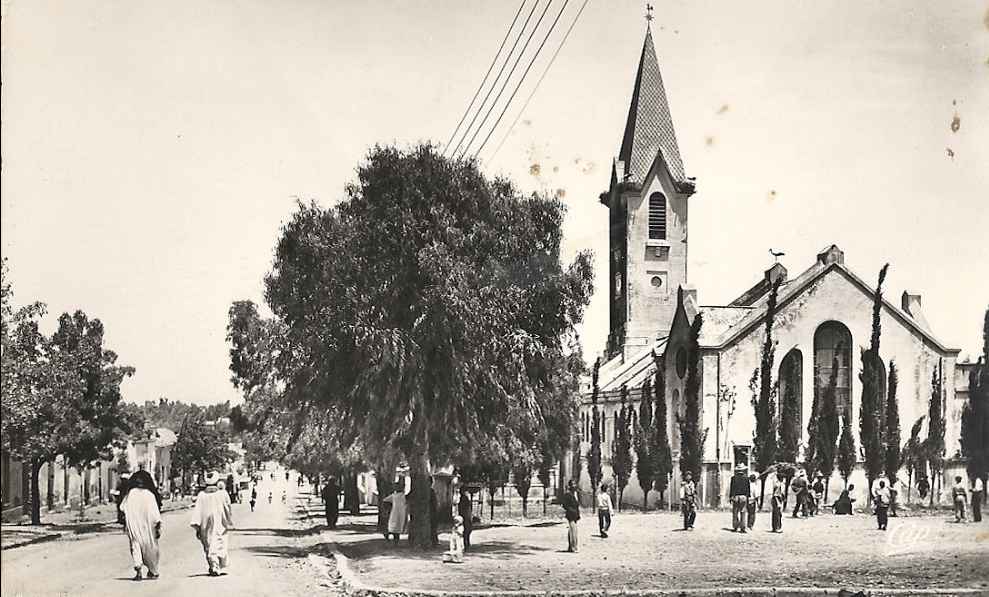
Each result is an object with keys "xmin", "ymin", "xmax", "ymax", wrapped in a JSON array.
[
  {"xmin": 337, "ymin": 509, "xmax": 989, "ymax": 592},
  {"xmin": 1, "ymin": 480, "xmax": 337, "ymax": 597}
]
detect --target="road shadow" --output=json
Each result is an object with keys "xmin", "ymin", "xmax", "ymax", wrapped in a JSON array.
[
  {"xmin": 234, "ymin": 525, "xmax": 324, "ymax": 538},
  {"xmin": 338, "ymin": 536, "xmax": 553, "ymax": 562}
]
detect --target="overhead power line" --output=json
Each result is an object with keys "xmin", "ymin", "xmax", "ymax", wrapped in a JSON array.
[
  {"xmin": 487, "ymin": 0, "xmax": 590, "ymax": 162},
  {"xmin": 471, "ymin": 0, "xmax": 572, "ymax": 160},
  {"xmin": 442, "ymin": 0, "xmax": 528, "ymax": 157},
  {"xmin": 449, "ymin": 0, "xmax": 541, "ymax": 160},
  {"xmin": 456, "ymin": 0, "xmax": 555, "ymax": 160}
]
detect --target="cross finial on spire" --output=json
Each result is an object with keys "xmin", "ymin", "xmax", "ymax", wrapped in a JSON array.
[{"xmin": 645, "ymin": 3, "xmax": 654, "ymax": 22}]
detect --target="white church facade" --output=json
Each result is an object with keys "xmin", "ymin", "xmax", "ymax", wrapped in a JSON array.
[{"xmin": 574, "ymin": 25, "xmax": 976, "ymax": 510}]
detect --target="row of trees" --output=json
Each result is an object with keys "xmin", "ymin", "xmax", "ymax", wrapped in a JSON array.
[
  {"xmin": 226, "ymin": 144, "xmax": 595, "ymax": 547},
  {"xmin": 1, "ymin": 260, "xmax": 139, "ymax": 524}
]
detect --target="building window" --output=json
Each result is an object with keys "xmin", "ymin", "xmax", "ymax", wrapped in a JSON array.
[
  {"xmin": 648, "ymin": 193, "xmax": 667, "ymax": 240},
  {"xmin": 813, "ymin": 321, "xmax": 852, "ymax": 419},
  {"xmin": 778, "ymin": 348, "xmax": 803, "ymax": 427}
]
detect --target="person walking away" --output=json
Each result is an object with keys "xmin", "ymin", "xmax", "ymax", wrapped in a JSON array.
[
  {"xmin": 972, "ymin": 476, "xmax": 984, "ymax": 523},
  {"xmin": 771, "ymin": 470, "xmax": 785, "ymax": 532},
  {"xmin": 597, "ymin": 483, "xmax": 613, "ymax": 538},
  {"xmin": 321, "ymin": 476, "xmax": 340, "ymax": 529},
  {"xmin": 562, "ymin": 480, "xmax": 581, "ymax": 552},
  {"xmin": 249, "ymin": 485, "xmax": 257, "ymax": 512},
  {"xmin": 680, "ymin": 472, "xmax": 697, "ymax": 530},
  {"xmin": 873, "ymin": 479, "xmax": 891, "ymax": 530},
  {"xmin": 382, "ymin": 481, "xmax": 408, "ymax": 543},
  {"xmin": 833, "ymin": 484, "xmax": 856, "ymax": 515},
  {"xmin": 791, "ymin": 471, "xmax": 809, "ymax": 518},
  {"xmin": 191, "ymin": 471, "xmax": 234, "ymax": 576},
  {"xmin": 121, "ymin": 471, "xmax": 162, "ymax": 581},
  {"xmin": 457, "ymin": 486, "xmax": 474, "ymax": 550},
  {"xmin": 730, "ymin": 465, "xmax": 751, "ymax": 532},
  {"xmin": 952, "ymin": 476, "xmax": 968, "ymax": 523}
]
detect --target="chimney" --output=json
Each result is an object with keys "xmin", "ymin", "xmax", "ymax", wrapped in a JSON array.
[
  {"xmin": 816, "ymin": 244, "xmax": 845, "ymax": 266},
  {"xmin": 901, "ymin": 291, "xmax": 931, "ymax": 330},
  {"xmin": 765, "ymin": 263, "xmax": 788, "ymax": 285}
]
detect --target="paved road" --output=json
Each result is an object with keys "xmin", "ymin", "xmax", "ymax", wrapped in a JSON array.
[{"xmin": 1, "ymin": 479, "xmax": 328, "ymax": 597}]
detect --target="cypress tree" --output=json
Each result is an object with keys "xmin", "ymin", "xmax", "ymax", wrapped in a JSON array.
[
  {"xmin": 837, "ymin": 413, "xmax": 857, "ymax": 489},
  {"xmin": 884, "ymin": 362, "xmax": 902, "ymax": 485},
  {"xmin": 588, "ymin": 358, "xmax": 602, "ymax": 509},
  {"xmin": 816, "ymin": 352, "xmax": 841, "ymax": 496},
  {"xmin": 902, "ymin": 416, "xmax": 925, "ymax": 503},
  {"xmin": 634, "ymin": 377, "xmax": 655, "ymax": 509},
  {"xmin": 959, "ymin": 309, "xmax": 989, "ymax": 487},
  {"xmin": 925, "ymin": 360, "xmax": 946, "ymax": 507},
  {"xmin": 651, "ymin": 353, "xmax": 673, "ymax": 507},
  {"xmin": 859, "ymin": 264, "xmax": 889, "ymax": 489},
  {"xmin": 612, "ymin": 386, "xmax": 634, "ymax": 510},
  {"xmin": 804, "ymin": 382, "xmax": 821, "ymax": 480},
  {"xmin": 778, "ymin": 355, "xmax": 801, "ymax": 466},
  {"xmin": 751, "ymin": 278, "xmax": 781, "ymax": 506},
  {"xmin": 679, "ymin": 314, "xmax": 704, "ymax": 485}
]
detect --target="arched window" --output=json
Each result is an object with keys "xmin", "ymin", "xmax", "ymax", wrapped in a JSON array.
[
  {"xmin": 648, "ymin": 193, "xmax": 667, "ymax": 240},
  {"xmin": 814, "ymin": 322, "xmax": 852, "ymax": 419},
  {"xmin": 779, "ymin": 348, "xmax": 803, "ymax": 425}
]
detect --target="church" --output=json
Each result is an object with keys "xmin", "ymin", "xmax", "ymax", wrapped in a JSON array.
[{"xmin": 573, "ymin": 24, "xmax": 975, "ymax": 509}]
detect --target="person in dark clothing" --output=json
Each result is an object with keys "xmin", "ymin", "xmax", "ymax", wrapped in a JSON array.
[
  {"xmin": 321, "ymin": 476, "xmax": 340, "ymax": 529},
  {"xmin": 810, "ymin": 475, "xmax": 825, "ymax": 516},
  {"xmin": 457, "ymin": 486, "xmax": 473, "ymax": 550},
  {"xmin": 746, "ymin": 473, "xmax": 758, "ymax": 530},
  {"xmin": 972, "ymin": 476, "xmax": 984, "ymax": 523},
  {"xmin": 226, "ymin": 473, "xmax": 237, "ymax": 504},
  {"xmin": 114, "ymin": 473, "xmax": 132, "ymax": 525},
  {"xmin": 680, "ymin": 472, "xmax": 697, "ymax": 530},
  {"xmin": 833, "ymin": 484, "xmax": 856, "ymax": 515},
  {"xmin": 917, "ymin": 476, "xmax": 930, "ymax": 500},
  {"xmin": 561, "ymin": 480, "xmax": 581, "ymax": 553},
  {"xmin": 129, "ymin": 470, "xmax": 163, "ymax": 511},
  {"xmin": 729, "ymin": 465, "xmax": 751, "ymax": 532},
  {"xmin": 429, "ymin": 484, "xmax": 439, "ymax": 547},
  {"xmin": 791, "ymin": 471, "xmax": 809, "ymax": 518}
]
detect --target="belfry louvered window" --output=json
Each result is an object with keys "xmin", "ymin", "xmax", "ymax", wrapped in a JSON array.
[{"xmin": 648, "ymin": 193, "xmax": 667, "ymax": 240}]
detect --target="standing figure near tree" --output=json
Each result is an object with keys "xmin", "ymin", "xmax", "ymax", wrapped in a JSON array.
[
  {"xmin": 597, "ymin": 483, "xmax": 613, "ymax": 538},
  {"xmin": 561, "ymin": 480, "xmax": 581, "ymax": 553},
  {"xmin": 791, "ymin": 470, "xmax": 809, "ymax": 518},
  {"xmin": 457, "ymin": 486, "xmax": 474, "ymax": 550},
  {"xmin": 810, "ymin": 474, "xmax": 825, "ymax": 516},
  {"xmin": 321, "ymin": 476, "xmax": 339, "ymax": 529},
  {"xmin": 952, "ymin": 476, "xmax": 968, "ymax": 523},
  {"xmin": 873, "ymin": 479, "xmax": 891, "ymax": 530},
  {"xmin": 729, "ymin": 465, "xmax": 751, "ymax": 533},
  {"xmin": 972, "ymin": 476, "xmax": 984, "ymax": 523},
  {"xmin": 771, "ymin": 470, "xmax": 785, "ymax": 532},
  {"xmin": 680, "ymin": 472, "xmax": 697, "ymax": 530},
  {"xmin": 746, "ymin": 473, "xmax": 758, "ymax": 530},
  {"xmin": 383, "ymin": 479, "xmax": 408, "ymax": 543}
]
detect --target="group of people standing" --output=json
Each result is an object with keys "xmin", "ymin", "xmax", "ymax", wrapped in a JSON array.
[{"xmin": 117, "ymin": 469, "xmax": 235, "ymax": 580}]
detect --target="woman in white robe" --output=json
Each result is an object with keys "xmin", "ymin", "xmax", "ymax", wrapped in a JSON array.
[
  {"xmin": 191, "ymin": 471, "xmax": 233, "ymax": 576},
  {"xmin": 121, "ymin": 471, "xmax": 162, "ymax": 580},
  {"xmin": 383, "ymin": 482, "xmax": 408, "ymax": 543}
]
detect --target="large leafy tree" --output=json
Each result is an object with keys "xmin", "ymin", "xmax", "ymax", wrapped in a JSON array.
[
  {"xmin": 261, "ymin": 144, "xmax": 593, "ymax": 547},
  {"xmin": 750, "ymin": 278, "xmax": 781, "ymax": 505},
  {"xmin": 859, "ymin": 264, "xmax": 889, "ymax": 489},
  {"xmin": 960, "ymin": 309, "xmax": 989, "ymax": 486},
  {"xmin": 650, "ymin": 353, "xmax": 672, "ymax": 506},
  {"xmin": 172, "ymin": 411, "xmax": 235, "ymax": 477},
  {"xmin": 634, "ymin": 377, "xmax": 654, "ymax": 509},
  {"xmin": 679, "ymin": 313, "xmax": 704, "ymax": 483}
]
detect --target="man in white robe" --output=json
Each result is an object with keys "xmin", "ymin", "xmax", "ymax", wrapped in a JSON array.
[
  {"xmin": 191, "ymin": 471, "xmax": 234, "ymax": 576},
  {"xmin": 121, "ymin": 471, "xmax": 162, "ymax": 580}
]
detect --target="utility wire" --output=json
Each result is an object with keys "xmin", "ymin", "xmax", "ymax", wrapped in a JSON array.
[
  {"xmin": 449, "ymin": 0, "xmax": 540, "ymax": 160},
  {"xmin": 442, "ymin": 0, "xmax": 528, "ymax": 157},
  {"xmin": 471, "ymin": 0, "xmax": 571, "ymax": 161},
  {"xmin": 486, "ymin": 0, "xmax": 590, "ymax": 162},
  {"xmin": 457, "ymin": 0, "xmax": 554, "ymax": 160}
]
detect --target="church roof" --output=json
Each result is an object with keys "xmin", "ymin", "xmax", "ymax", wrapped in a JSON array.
[
  {"xmin": 618, "ymin": 27, "xmax": 688, "ymax": 189},
  {"xmin": 583, "ymin": 337, "xmax": 669, "ymax": 400}
]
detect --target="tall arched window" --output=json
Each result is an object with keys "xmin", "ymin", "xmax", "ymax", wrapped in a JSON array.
[
  {"xmin": 648, "ymin": 193, "xmax": 667, "ymax": 240},
  {"xmin": 814, "ymin": 322, "xmax": 852, "ymax": 419},
  {"xmin": 779, "ymin": 348, "xmax": 803, "ymax": 429}
]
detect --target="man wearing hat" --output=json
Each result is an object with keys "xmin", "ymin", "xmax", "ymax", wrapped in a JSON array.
[
  {"xmin": 729, "ymin": 464, "xmax": 751, "ymax": 532},
  {"xmin": 680, "ymin": 471, "xmax": 697, "ymax": 530},
  {"xmin": 791, "ymin": 470, "xmax": 809, "ymax": 518},
  {"xmin": 191, "ymin": 471, "xmax": 233, "ymax": 576}
]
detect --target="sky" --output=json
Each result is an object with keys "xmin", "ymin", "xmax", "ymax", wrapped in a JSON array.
[{"xmin": 2, "ymin": 1, "xmax": 987, "ymax": 407}]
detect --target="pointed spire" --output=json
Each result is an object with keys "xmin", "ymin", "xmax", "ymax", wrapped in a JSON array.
[{"xmin": 618, "ymin": 26, "xmax": 687, "ymax": 188}]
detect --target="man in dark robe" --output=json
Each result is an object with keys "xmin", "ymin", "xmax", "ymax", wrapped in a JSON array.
[
  {"xmin": 321, "ymin": 476, "xmax": 339, "ymax": 529},
  {"xmin": 457, "ymin": 486, "xmax": 473, "ymax": 550},
  {"xmin": 833, "ymin": 484, "xmax": 856, "ymax": 515}
]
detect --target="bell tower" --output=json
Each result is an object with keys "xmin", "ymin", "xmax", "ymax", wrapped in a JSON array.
[{"xmin": 601, "ymin": 21, "xmax": 695, "ymax": 361}]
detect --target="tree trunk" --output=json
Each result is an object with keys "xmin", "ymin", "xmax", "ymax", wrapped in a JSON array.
[
  {"xmin": 643, "ymin": 488, "xmax": 649, "ymax": 511},
  {"xmin": 906, "ymin": 469, "xmax": 913, "ymax": 504},
  {"xmin": 522, "ymin": 495, "xmax": 528, "ymax": 517},
  {"xmin": 349, "ymin": 474, "xmax": 360, "ymax": 515},
  {"xmin": 784, "ymin": 477, "xmax": 792, "ymax": 509},
  {"xmin": 376, "ymin": 470, "xmax": 393, "ymax": 537},
  {"xmin": 543, "ymin": 486, "xmax": 547, "ymax": 516},
  {"xmin": 407, "ymin": 450, "xmax": 432, "ymax": 550},
  {"xmin": 47, "ymin": 461, "xmax": 55, "ymax": 511},
  {"xmin": 30, "ymin": 459, "xmax": 43, "ymax": 525},
  {"xmin": 759, "ymin": 476, "xmax": 768, "ymax": 509},
  {"xmin": 489, "ymin": 491, "xmax": 495, "ymax": 520}
]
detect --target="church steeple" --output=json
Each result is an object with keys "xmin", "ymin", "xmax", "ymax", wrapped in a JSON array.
[{"xmin": 617, "ymin": 25, "xmax": 688, "ymax": 189}]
